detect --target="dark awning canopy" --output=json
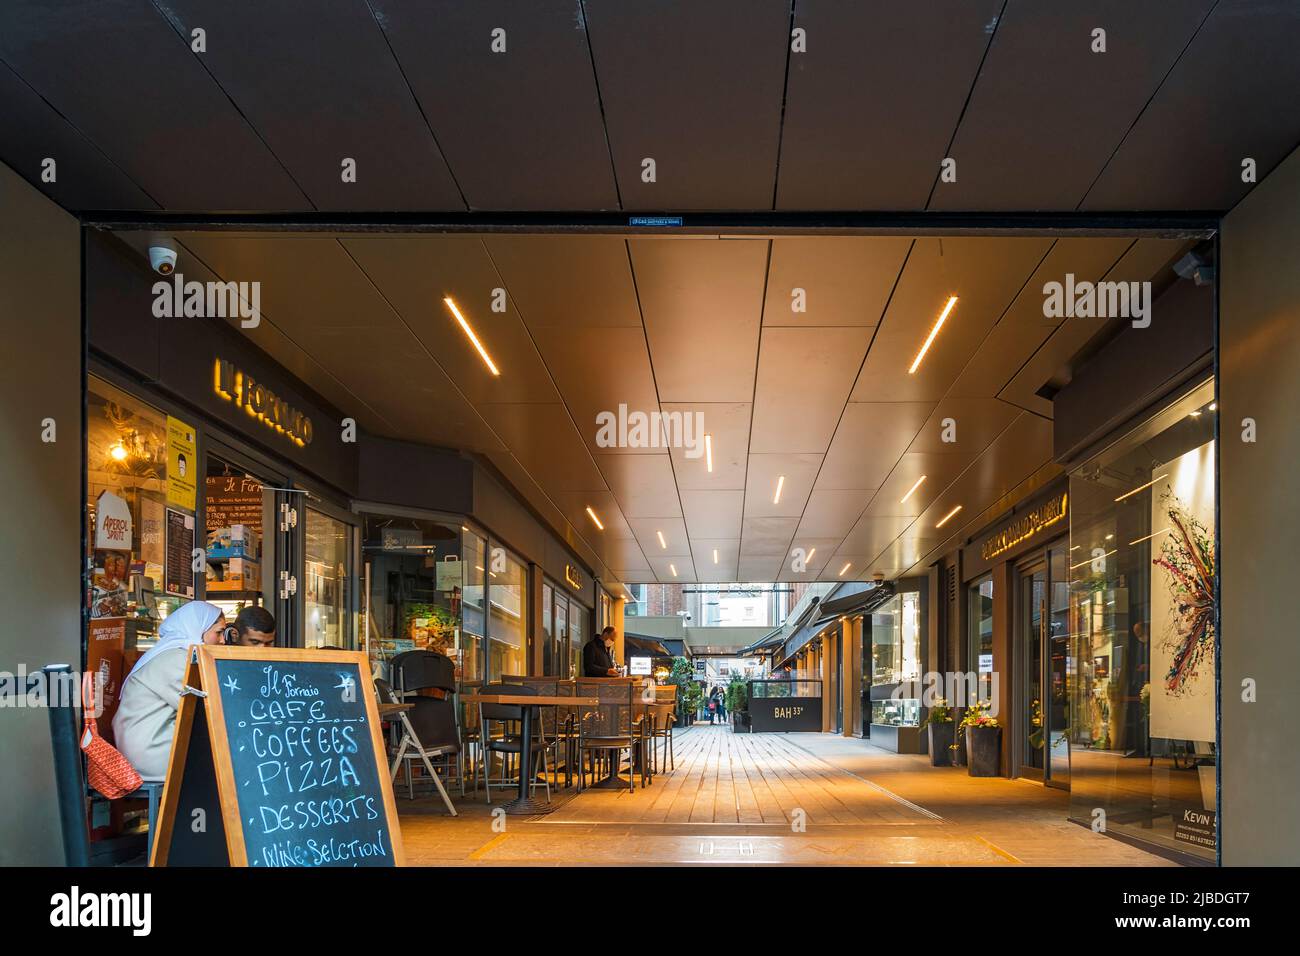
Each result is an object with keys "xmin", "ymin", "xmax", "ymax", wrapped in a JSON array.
[
  {"xmin": 771, "ymin": 583, "xmax": 896, "ymax": 670},
  {"xmin": 624, "ymin": 633, "xmax": 672, "ymax": 657}
]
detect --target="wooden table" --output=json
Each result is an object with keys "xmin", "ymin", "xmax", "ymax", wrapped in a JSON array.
[{"xmin": 463, "ymin": 694, "xmax": 599, "ymax": 814}]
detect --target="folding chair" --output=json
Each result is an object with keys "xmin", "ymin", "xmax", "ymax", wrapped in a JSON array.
[{"xmin": 376, "ymin": 679, "xmax": 457, "ymax": 815}]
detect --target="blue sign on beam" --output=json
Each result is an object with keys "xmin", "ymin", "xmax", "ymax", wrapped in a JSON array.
[{"xmin": 629, "ymin": 216, "xmax": 683, "ymax": 227}]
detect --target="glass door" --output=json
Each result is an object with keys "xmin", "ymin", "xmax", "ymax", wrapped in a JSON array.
[
  {"xmin": 1047, "ymin": 545, "xmax": 1071, "ymax": 788},
  {"xmin": 1018, "ymin": 559, "xmax": 1047, "ymax": 777},
  {"xmin": 303, "ymin": 505, "xmax": 355, "ymax": 649}
]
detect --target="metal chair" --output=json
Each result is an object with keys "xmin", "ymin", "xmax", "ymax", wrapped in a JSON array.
[
  {"xmin": 575, "ymin": 679, "xmax": 647, "ymax": 793},
  {"xmin": 502, "ymin": 675, "xmax": 569, "ymax": 787},
  {"xmin": 390, "ymin": 651, "xmax": 468, "ymax": 797},
  {"xmin": 648, "ymin": 683, "xmax": 678, "ymax": 773},
  {"xmin": 478, "ymin": 683, "xmax": 553, "ymax": 804},
  {"xmin": 375, "ymin": 679, "xmax": 457, "ymax": 815}
]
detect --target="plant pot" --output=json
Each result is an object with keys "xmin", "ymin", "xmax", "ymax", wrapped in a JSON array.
[
  {"xmin": 732, "ymin": 711, "xmax": 751, "ymax": 733},
  {"xmin": 927, "ymin": 722, "xmax": 955, "ymax": 766},
  {"xmin": 966, "ymin": 725, "xmax": 1001, "ymax": 777}
]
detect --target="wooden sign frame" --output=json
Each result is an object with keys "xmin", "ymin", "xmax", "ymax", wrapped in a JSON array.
[{"xmin": 150, "ymin": 645, "xmax": 405, "ymax": 867}]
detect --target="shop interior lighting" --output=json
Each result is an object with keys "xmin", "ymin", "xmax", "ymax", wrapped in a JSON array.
[
  {"xmin": 1115, "ymin": 474, "xmax": 1168, "ymax": 502},
  {"xmin": 443, "ymin": 296, "xmax": 500, "ymax": 376},
  {"xmin": 935, "ymin": 504, "xmax": 963, "ymax": 528},
  {"xmin": 1129, "ymin": 528, "xmax": 1171, "ymax": 547},
  {"xmin": 586, "ymin": 506, "xmax": 604, "ymax": 530},
  {"xmin": 908, "ymin": 296, "xmax": 959, "ymax": 374},
  {"xmin": 900, "ymin": 475, "xmax": 927, "ymax": 504}
]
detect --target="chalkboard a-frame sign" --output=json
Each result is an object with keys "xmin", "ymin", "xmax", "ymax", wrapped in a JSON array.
[{"xmin": 149, "ymin": 646, "xmax": 405, "ymax": 867}]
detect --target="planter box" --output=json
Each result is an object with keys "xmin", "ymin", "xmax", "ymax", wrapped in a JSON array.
[
  {"xmin": 966, "ymin": 725, "xmax": 1001, "ymax": 777},
  {"xmin": 731, "ymin": 711, "xmax": 751, "ymax": 734},
  {"xmin": 927, "ymin": 721, "xmax": 955, "ymax": 767}
]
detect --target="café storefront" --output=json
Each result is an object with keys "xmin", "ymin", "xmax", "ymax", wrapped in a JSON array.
[{"xmin": 83, "ymin": 231, "xmax": 609, "ymax": 722}]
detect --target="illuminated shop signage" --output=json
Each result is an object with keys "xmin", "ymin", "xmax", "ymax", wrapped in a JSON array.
[
  {"xmin": 980, "ymin": 493, "xmax": 1068, "ymax": 561},
  {"xmin": 564, "ymin": 564, "xmax": 584, "ymax": 591},
  {"xmin": 212, "ymin": 358, "xmax": 313, "ymax": 447}
]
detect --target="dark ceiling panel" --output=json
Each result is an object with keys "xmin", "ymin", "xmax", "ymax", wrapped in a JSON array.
[
  {"xmin": 931, "ymin": 0, "xmax": 1214, "ymax": 211},
  {"xmin": 0, "ymin": 60, "xmax": 157, "ymax": 211},
  {"xmin": 0, "ymin": 0, "xmax": 306, "ymax": 210},
  {"xmin": 164, "ymin": 0, "xmax": 462, "ymax": 211},
  {"xmin": 1082, "ymin": 0, "xmax": 1300, "ymax": 212},
  {"xmin": 369, "ymin": 0, "xmax": 618, "ymax": 210},
  {"xmin": 584, "ymin": 0, "xmax": 789, "ymax": 210},
  {"xmin": 776, "ymin": 0, "xmax": 1001, "ymax": 210}
]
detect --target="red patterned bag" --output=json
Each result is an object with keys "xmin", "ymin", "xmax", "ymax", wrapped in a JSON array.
[{"xmin": 81, "ymin": 671, "xmax": 142, "ymax": 800}]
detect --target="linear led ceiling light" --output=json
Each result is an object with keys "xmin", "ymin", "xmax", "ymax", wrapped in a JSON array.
[
  {"xmin": 443, "ymin": 296, "xmax": 500, "ymax": 376},
  {"xmin": 773, "ymin": 475, "xmax": 786, "ymax": 505},
  {"xmin": 900, "ymin": 475, "xmax": 927, "ymax": 505},
  {"xmin": 705, "ymin": 434, "xmax": 714, "ymax": 472},
  {"xmin": 586, "ymin": 507, "xmax": 604, "ymax": 530},
  {"xmin": 1115, "ymin": 474, "xmax": 1167, "ymax": 503},
  {"xmin": 908, "ymin": 296, "xmax": 958, "ymax": 375},
  {"xmin": 935, "ymin": 504, "xmax": 963, "ymax": 529},
  {"xmin": 657, "ymin": 530, "xmax": 667, "ymax": 549}
]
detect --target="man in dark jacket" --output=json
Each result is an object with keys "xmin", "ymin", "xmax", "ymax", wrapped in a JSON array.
[{"xmin": 583, "ymin": 625, "xmax": 620, "ymax": 677}]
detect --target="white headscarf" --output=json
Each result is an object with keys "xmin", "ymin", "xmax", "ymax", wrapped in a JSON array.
[{"xmin": 128, "ymin": 600, "xmax": 223, "ymax": 684}]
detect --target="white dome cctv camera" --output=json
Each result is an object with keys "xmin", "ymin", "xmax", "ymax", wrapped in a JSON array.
[{"xmin": 149, "ymin": 245, "xmax": 177, "ymax": 276}]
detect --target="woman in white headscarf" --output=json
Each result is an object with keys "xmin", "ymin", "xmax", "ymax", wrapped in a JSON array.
[{"xmin": 113, "ymin": 601, "xmax": 227, "ymax": 780}]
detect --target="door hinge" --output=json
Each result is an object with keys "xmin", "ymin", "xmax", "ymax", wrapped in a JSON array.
[
  {"xmin": 280, "ymin": 503, "xmax": 298, "ymax": 532},
  {"xmin": 279, "ymin": 570, "xmax": 298, "ymax": 599}
]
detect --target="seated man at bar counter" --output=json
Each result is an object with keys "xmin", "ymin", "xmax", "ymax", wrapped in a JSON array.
[
  {"xmin": 583, "ymin": 625, "xmax": 621, "ymax": 677},
  {"xmin": 232, "ymin": 605, "xmax": 277, "ymax": 647}
]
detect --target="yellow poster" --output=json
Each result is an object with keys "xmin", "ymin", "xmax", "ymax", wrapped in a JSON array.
[{"xmin": 166, "ymin": 416, "xmax": 197, "ymax": 510}]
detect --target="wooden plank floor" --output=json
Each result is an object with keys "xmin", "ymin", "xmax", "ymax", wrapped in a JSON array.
[{"xmin": 539, "ymin": 725, "xmax": 928, "ymax": 826}]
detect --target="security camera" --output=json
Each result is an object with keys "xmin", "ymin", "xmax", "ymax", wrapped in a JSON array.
[{"xmin": 149, "ymin": 245, "xmax": 177, "ymax": 276}]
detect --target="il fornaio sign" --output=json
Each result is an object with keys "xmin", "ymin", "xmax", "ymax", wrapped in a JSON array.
[{"xmin": 212, "ymin": 358, "xmax": 313, "ymax": 447}]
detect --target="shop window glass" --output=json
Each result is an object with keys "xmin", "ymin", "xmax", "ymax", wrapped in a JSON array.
[
  {"xmin": 969, "ymin": 577, "xmax": 995, "ymax": 700},
  {"xmin": 487, "ymin": 546, "xmax": 527, "ymax": 680},
  {"xmin": 203, "ymin": 457, "xmax": 272, "ymax": 627},
  {"xmin": 541, "ymin": 582, "xmax": 554, "ymax": 676},
  {"xmin": 569, "ymin": 599, "xmax": 588, "ymax": 679},
  {"xmin": 304, "ymin": 509, "xmax": 352, "ymax": 649},
  {"xmin": 868, "ymin": 593, "xmax": 921, "ymax": 727},
  {"xmin": 361, "ymin": 513, "xmax": 462, "ymax": 675},
  {"xmin": 86, "ymin": 380, "xmax": 187, "ymax": 682},
  {"xmin": 1068, "ymin": 379, "xmax": 1217, "ymax": 861},
  {"xmin": 460, "ymin": 531, "xmax": 486, "ymax": 685},
  {"xmin": 554, "ymin": 595, "xmax": 569, "ymax": 678}
]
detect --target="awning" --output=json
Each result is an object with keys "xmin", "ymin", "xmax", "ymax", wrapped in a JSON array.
[
  {"xmin": 812, "ymin": 581, "xmax": 897, "ymax": 624},
  {"xmin": 624, "ymin": 633, "xmax": 672, "ymax": 657},
  {"xmin": 738, "ymin": 625, "xmax": 784, "ymax": 656},
  {"xmin": 771, "ymin": 583, "xmax": 896, "ymax": 670}
]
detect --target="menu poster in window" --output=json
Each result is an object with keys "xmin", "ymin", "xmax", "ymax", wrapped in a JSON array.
[
  {"xmin": 1149, "ymin": 441, "xmax": 1216, "ymax": 743},
  {"xmin": 138, "ymin": 492, "xmax": 166, "ymax": 582},
  {"xmin": 91, "ymin": 550, "xmax": 130, "ymax": 619},
  {"xmin": 165, "ymin": 508, "xmax": 196, "ymax": 599},
  {"xmin": 86, "ymin": 617, "xmax": 126, "ymax": 742},
  {"xmin": 165, "ymin": 416, "xmax": 198, "ymax": 511},
  {"xmin": 205, "ymin": 474, "xmax": 265, "ymax": 534}
]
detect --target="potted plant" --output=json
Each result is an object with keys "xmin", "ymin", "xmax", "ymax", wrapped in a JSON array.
[
  {"xmin": 726, "ymin": 678, "xmax": 750, "ymax": 732},
  {"xmin": 683, "ymin": 683, "xmax": 705, "ymax": 725},
  {"xmin": 920, "ymin": 697, "xmax": 955, "ymax": 766},
  {"xmin": 957, "ymin": 698, "xmax": 1002, "ymax": 777},
  {"xmin": 668, "ymin": 657, "xmax": 697, "ymax": 726}
]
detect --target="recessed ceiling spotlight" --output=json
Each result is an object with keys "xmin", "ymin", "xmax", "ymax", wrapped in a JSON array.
[
  {"xmin": 1208, "ymin": 402, "xmax": 1217, "ymax": 411},
  {"xmin": 935, "ymin": 504, "xmax": 963, "ymax": 529},
  {"xmin": 908, "ymin": 295, "xmax": 958, "ymax": 375},
  {"xmin": 443, "ymin": 297, "xmax": 500, "ymax": 376},
  {"xmin": 586, "ymin": 506, "xmax": 604, "ymax": 530},
  {"xmin": 900, "ymin": 475, "xmax": 927, "ymax": 505}
]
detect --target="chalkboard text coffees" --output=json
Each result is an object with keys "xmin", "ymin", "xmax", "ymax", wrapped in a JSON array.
[{"xmin": 150, "ymin": 646, "xmax": 404, "ymax": 867}]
